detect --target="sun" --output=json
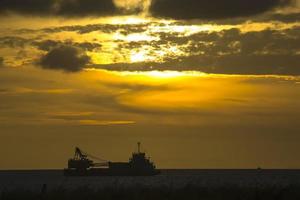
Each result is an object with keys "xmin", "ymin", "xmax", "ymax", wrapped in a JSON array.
[{"xmin": 130, "ymin": 51, "xmax": 148, "ymax": 62}]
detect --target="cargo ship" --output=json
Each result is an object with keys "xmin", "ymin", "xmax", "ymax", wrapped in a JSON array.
[{"xmin": 64, "ymin": 143, "xmax": 160, "ymax": 176}]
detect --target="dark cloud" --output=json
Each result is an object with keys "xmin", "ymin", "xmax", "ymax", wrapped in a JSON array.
[
  {"xmin": 162, "ymin": 54, "xmax": 300, "ymax": 75},
  {"xmin": 33, "ymin": 40, "xmax": 102, "ymax": 51},
  {"xmin": 269, "ymin": 12, "xmax": 300, "ymax": 23},
  {"xmin": 91, "ymin": 27, "xmax": 300, "ymax": 75},
  {"xmin": 188, "ymin": 12, "xmax": 300, "ymax": 25},
  {"xmin": 39, "ymin": 46, "xmax": 90, "ymax": 72},
  {"xmin": 0, "ymin": 0, "xmax": 117, "ymax": 16},
  {"xmin": 247, "ymin": 12, "xmax": 300, "ymax": 24},
  {"xmin": 150, "ymin": 0, "xmax": 292, "ymax": 20},
  {"xmin": 15, "ymin": 13, "xmax": 300, "ymax": 38},
  {"xmin": 2, "ymin": 18, "xmax": 300, "ymax": 75},
  {"xmin": 40, "ymin": 23, "xmax": 149, "ymax": 34},
  {"xmin": 0, "ymin": 36, "xmax": 29, "ymax": 48},
  {"xmin": 91, "ymin": 54, "xmax": 300, "ymax": 75},
  {"xmin": 0, "ymin": 37, "xmax": 102, "ymax": 52}
]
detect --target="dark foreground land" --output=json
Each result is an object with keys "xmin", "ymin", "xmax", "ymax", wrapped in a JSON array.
[{"xmin": 1, "ymin": 169, "xmax": 300, "ymax": 200}]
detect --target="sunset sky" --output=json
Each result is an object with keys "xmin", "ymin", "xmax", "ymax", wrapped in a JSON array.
[{"xmin": 1, "ymin": 0, "xmax": 300, "ymax": 169}]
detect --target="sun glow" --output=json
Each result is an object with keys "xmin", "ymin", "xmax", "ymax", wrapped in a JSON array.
[
  {"xmin": 113, "ymin": 0, "xmax": 151, "ymax": 14},
  {"xmin": 145, "ymin": 71, "xmax": 207, "ymax": 79},
  {"xmin": 108, "ymin": 16, "xmax": 150, "ymax": 25},
  {"xmin": 146, "ymin": 71, "xmax": 189, "ymax": 78},
  {"xmin": 114, "ymin": 32, "xmax": 159, "ymax": 42},
  {"xmin": 116, "ymin": 70, "xmax": 207, "ymax": 79}
]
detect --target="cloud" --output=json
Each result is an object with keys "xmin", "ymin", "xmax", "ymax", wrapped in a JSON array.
[
  {"xmin": 39, "ymin": 23, "xmax": 149, "ymax": 34},
  {"xmin": 150, "ymin": 0, "xmax": 292, "ymax": 19},
  {"xmin": 0, "ymin": 0, "xmax": 117, "ymax": 17},
  {"xmin": 39, "ymin": 45, "xmax": 90, "ymax": 72},
  {"xmin": 33, "ymin": 40, "xmax": 102, "ymax": 51},
  {"xmin": 113, "ymin": 0, "xmax": 150, "ymax": 13},
  {"xmin": 0, "ymin": 36, "xmax": 28, "ymax": 48},
  {"xmin": 91, "ymin": 27, "xmax": 300, "ymax": 75},
  {"xmin": 162, "ymin": 54, "xmax": 300, "ymax": 75},
  {"xmin": 79, "ymin": 120, "xmax": 136, "ymax": 126},
  {"xmin": 90, "ymin": 56, "xmax": 300, "ymax": 75},
  {"xmin": 0, "ymin": 37, "xmax": 102, "ymax": 51},
  {"xmin": 2, "ymin": 16, "xmax": 300, "ymax": 75},
  {"xmin": 188, "ymin": 12, "xmax": 300, "ymax": 25},
  {"xmin": 46, "ymin": 111, "xmax": 135, "ymax": 126},
  {"xmin": 256, "ymin": 12, "xmax": 300, "ymax": 23}
]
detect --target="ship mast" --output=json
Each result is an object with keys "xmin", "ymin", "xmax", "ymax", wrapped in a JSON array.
[{"xmin": 137, "ymin": 142, "xmax": 141, "ymax": 153}]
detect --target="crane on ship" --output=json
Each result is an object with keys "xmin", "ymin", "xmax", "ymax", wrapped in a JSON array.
[{"xmin": 67, "ymin": 147, "xmax": 109, "ymax": 171}]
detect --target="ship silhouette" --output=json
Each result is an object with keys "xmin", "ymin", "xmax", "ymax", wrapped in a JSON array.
[{"xmin": 64, "ymin": 142, "xmax": 160, "ymax": 176}]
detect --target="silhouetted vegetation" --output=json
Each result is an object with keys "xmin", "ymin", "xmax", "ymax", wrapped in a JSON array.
[{"xmin": 1, "ymin": 184, "xmax": 300, "ymax": 200}]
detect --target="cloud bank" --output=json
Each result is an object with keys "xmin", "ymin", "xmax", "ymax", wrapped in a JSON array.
[
  {"xmin": 0, "ymin": 0, "xmax": 293, "ymax": 19},
  {"xmin": 90, "ymin": 26, "xmax": 300, "ymax": 75},
  {"xmin": 0, "ymin": 0, "xmax": 117, "ymax": 16},
  {"xmin": 39, "ymin": 46, "xmax": 90, "ymax": 72},
  {"xmin": 1, "ymin": 11, "xmax": 300, "ymax": 75},
  {"xmin": 150, "ymin": 0, "xmax": 293, "ymax": 19}
]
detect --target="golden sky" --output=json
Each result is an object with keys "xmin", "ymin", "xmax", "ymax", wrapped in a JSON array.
[{"xmin": 0, "ymin": 0, "xmax": 300, "ymax": 169}]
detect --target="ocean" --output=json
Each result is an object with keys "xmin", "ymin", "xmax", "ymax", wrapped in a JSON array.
[{"xmin": 1, "ymin": 169, "xmax": 300, "ymax": 191}]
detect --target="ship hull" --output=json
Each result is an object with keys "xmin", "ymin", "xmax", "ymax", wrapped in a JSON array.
[{"xmin": 64, "ymin": 168, "xmax": 161, "ymax": 177}]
